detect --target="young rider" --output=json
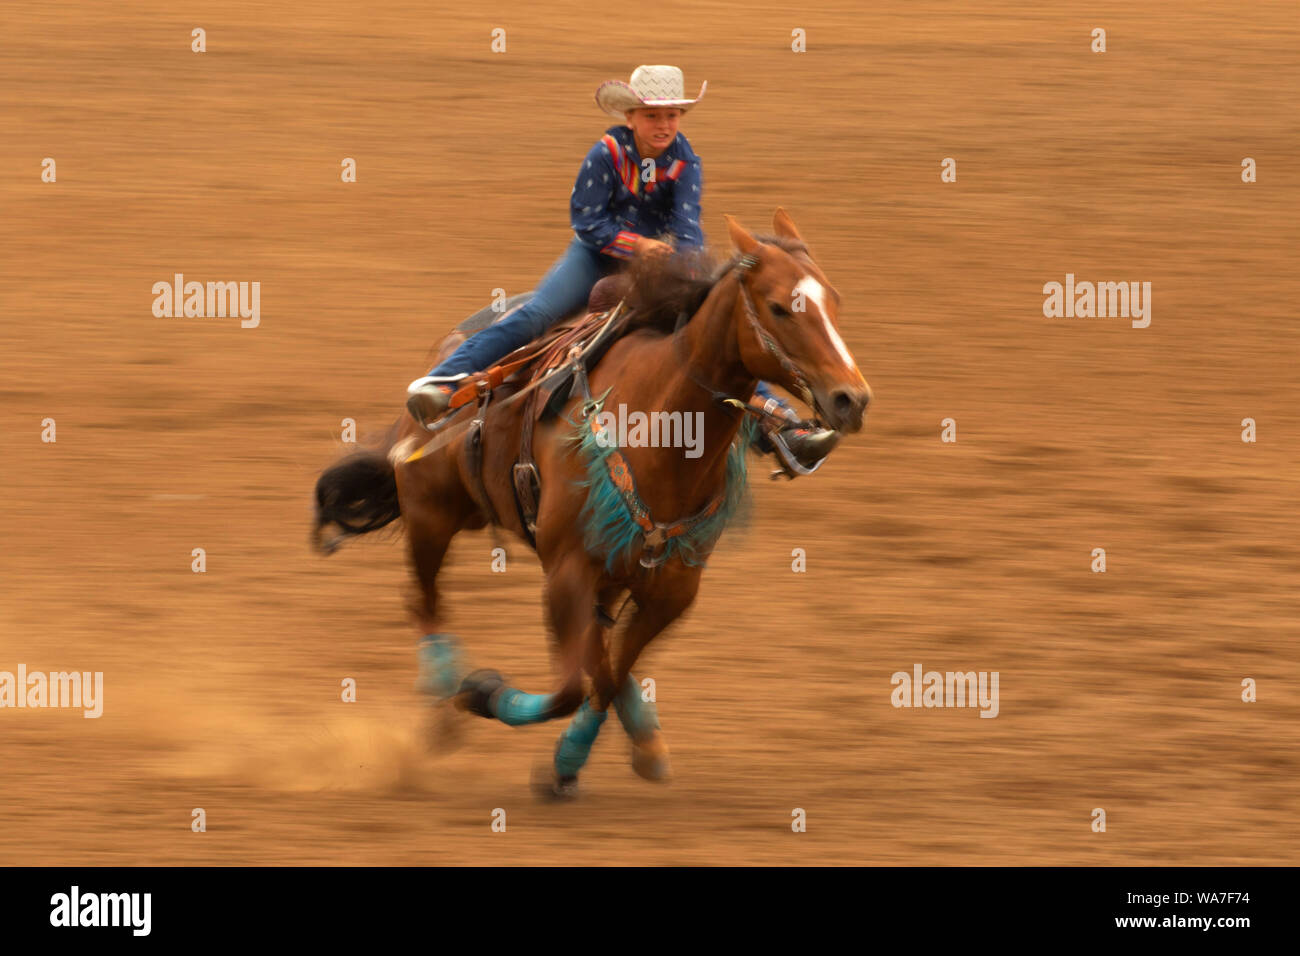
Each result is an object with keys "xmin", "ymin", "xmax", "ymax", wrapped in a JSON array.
[{"xmin": 406, "ymin": 65, "xmax": 838, "ymax": 475}]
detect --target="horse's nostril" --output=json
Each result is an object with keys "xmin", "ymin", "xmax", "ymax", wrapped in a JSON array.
[
  {"xmin": 825, "ymin": 387, "xmax": 870, "ymax": 431},
  {"xmin": 817, "ymin": 386, "xmax": 870, "ymax": 431}
]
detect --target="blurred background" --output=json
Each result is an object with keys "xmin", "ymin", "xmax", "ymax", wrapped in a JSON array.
[{"xmin": 1, "ymin": 0, "xmax": 1297, "ymax": 864}]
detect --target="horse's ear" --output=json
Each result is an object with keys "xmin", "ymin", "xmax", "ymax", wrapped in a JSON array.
[
  {"xmin": 773, "ymin": 207, "xmax": 803, "ymax": 242},
  {"xmin": 724, "ymin": 215, "xmax": 760, "ymax": 254}
]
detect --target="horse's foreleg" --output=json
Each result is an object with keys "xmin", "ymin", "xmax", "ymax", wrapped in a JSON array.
[
  {"xmin": 611, "ymin": 673, "xmax": 664, "ymax": 778},
  {"xmin": 586, "ymin": 584, "xmax": 624, "ymax": 709},
  {"xmin": 609, "ymin": 572, "xmax": 702, "ymax": 781},
  {"xmin": 546, "ymin": 584, "xmax": 624, "ymax": 788},
  {"xmin": 462, "ymin": 552, "xmax": 593, "ymax": 726}
]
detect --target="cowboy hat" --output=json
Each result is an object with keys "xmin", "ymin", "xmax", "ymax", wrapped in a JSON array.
[{"xmin": 594, "ymin": 65, "xmax": 707, "ymax": 119}]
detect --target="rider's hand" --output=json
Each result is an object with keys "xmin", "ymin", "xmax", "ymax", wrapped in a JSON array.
[{"xmin": 635, "ymin": 237, "xmax": 674, "ymax": 258}]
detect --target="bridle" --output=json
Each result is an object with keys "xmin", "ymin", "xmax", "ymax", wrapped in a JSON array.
[{"xmin": 671, "ymin": 249, "xmax": 820, "ymax": 428}]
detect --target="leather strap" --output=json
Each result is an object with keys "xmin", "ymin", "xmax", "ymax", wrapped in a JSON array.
[{"xmin": 464, "ymin": 387, "xmax": 502, "ymax": 527}]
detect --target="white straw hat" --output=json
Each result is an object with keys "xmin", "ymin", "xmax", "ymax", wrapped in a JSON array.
[{"xmin": 595, "ymin": 65, "xmax": 707, "ymax": 119}]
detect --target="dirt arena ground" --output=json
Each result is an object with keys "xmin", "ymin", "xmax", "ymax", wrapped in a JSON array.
[{"xmin": 2, "ymin": 1, "xmax": 1297, "ymax": 865}]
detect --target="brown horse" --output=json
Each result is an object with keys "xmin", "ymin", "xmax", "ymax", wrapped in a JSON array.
[{"xmin": 312, "ymin": 209, "xmax": 871, "ymax": 795}]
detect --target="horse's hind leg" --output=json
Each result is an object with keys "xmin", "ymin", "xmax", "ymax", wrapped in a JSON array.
[{"xmin": 403, "ymin": 500, "xmax": 468, "ymax": 721}]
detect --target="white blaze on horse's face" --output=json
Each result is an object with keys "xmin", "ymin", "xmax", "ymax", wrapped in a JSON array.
[{"xmin": 792, "ymin": 276, "xmax": 857, "ymax": 371}]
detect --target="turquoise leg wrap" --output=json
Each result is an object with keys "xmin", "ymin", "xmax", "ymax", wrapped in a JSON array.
[
  {"xmin": 613, "ymin": 674, "xmax": 661, "ymax": 740},
  {"xmin": 492, "ymin": 688, "xmax": 556, "ymax": 727},
  {"xmin": 415, "ymin": 634, "xmax": 465, "ymax": 700},
  {"xmin": 554, "ymin": 699, "xmax": 608, "ymax": 778}
]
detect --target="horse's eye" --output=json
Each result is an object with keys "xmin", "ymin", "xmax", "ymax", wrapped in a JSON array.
[{"xmin": 769, "ymin": 302, "xmax": 791, "ymax": 319}]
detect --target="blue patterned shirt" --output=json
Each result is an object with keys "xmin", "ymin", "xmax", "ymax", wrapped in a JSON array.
[{"xmin": 570, "ymin": 125, "xmax": 704, "ymax": 258}]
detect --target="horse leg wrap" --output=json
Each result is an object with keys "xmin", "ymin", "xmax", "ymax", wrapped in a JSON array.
[
  {"xmin": 554, "ymin": 699, "xmax": 608, "ymax": 779},
  {"xmin": 613, "ymin": 674, "xmax": 661, "ymax": 741},
  {"xmin": 416, "ymin": 634, "xmax": 466, "ymax": 700},
  {"xmin": 491, "ymin": 687, "xmax": 557, "ymax": 726}
]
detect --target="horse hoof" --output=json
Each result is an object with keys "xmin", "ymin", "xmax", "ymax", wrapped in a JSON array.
[
  {"xmin": 631, "ymin": 731, "xmax": 672, "ymax": 782},
  {"xmin": 456, "ymin": 669, "xmax": 505, "ymax": 719},
  {"xmin": 531, "ymin": 759, "xmax": 579, "ymax": 802}
]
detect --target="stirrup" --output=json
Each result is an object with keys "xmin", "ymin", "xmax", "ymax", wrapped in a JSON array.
[
  {"xmin": 406, "ymin": 373, "xmax": 470, "ymax": 430},
  {"xmin": 407, "ymin": 372, "xmax": 468, "ymax": 395},
  {"xmin": 768, "ymin": 425, "xmax": 839, "ymax": 480}
]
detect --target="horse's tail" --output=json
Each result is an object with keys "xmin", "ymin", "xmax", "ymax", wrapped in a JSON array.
[{"xmin": 312, "ymin": 422, "xmax": 403, "ymax": 555}]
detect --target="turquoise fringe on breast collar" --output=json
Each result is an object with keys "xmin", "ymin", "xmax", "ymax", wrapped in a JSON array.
[{"xmin": 565, "ymin": 390, "xmax": 758, "ymax": 572}]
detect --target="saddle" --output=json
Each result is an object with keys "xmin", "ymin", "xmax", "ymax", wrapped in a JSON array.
[
  {"xmin": 452, "ymin": 273, "xmax": 634, "ymax": 548},
  {"xmin": 439, "ymin": 273, "xmax": 630, "ymax": 417}
]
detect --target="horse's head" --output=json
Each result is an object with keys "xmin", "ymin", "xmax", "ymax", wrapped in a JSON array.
[{"xmin": 724, "ymin": 210, "xmax": 872, "ymax": 434}]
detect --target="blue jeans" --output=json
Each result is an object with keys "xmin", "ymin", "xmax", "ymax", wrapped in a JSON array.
[{"xmin": 428, "ymin": 236, "xmax": 781, "ymax": 407}]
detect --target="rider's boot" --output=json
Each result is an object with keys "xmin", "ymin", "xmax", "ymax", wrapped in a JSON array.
[
  {"xmin": 755, "ymin": 396, "xmax": 841, "ymax": 478},
  {"xmin": 406, "ymin": 373, "xmax": 468, "ymax": 430}
]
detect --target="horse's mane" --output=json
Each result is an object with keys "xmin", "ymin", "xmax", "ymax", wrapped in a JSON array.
[{"xmin": 622, "ymin": 235, "xmax": 810, "ymax": 335}]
